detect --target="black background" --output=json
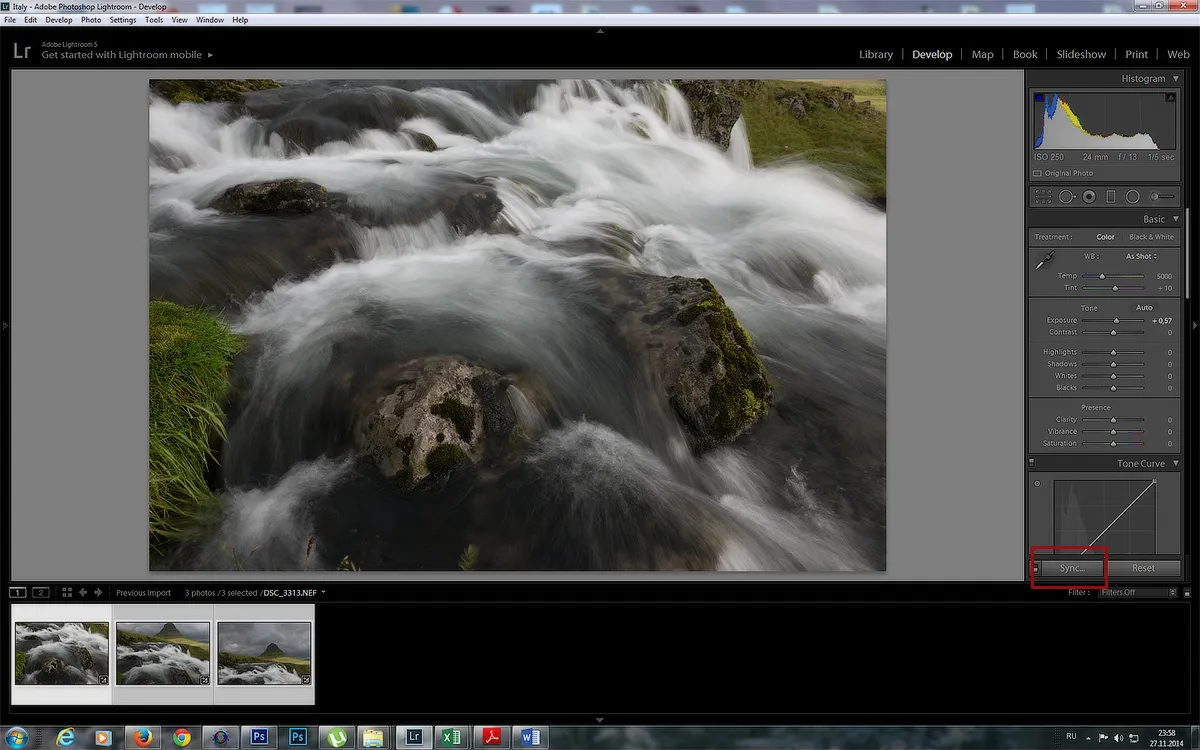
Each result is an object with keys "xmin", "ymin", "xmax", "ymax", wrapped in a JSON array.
[{"xmin": 2, "ymin": 24, "xmax": 1198, "ymax": 728}]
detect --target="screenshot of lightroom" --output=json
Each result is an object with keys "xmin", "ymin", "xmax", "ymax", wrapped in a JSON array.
[{"xmin": 1, "ymin": 7, "xmax": 1197, "ymax": 748}]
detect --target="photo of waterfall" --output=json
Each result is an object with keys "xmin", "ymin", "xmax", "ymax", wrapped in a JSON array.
[
  {"xmin": 216, "ymin": 622, "xmax": 312, "ymax": 685},
  {"xmin": 115, "ymin": 622, "xmax": 211, "ymax": 686},
  {"xmin": 15, "ymin": 623, "xmax": 110, "ymax": 685},
  {"xmin": 148, "ymin": 78, "xmax": 887, "ymax": 573}
]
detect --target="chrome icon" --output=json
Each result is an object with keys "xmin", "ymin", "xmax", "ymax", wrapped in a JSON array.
[
  {"xmin": 133, "ymin": 729, "xmax": 154, "ymax": 749},
  {"xmin": 174, "ymin": 730, "xmax": 192, "ymax": 748}
]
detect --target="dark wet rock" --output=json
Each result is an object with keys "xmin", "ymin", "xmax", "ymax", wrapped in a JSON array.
[
  {"xmin": 444, "ymin": 179, "xmax": 506, "ymax": 235},
  {"xmin": 33, "ymin": 657, "xmax": 71, "ymax": 684},
  {"xmin": 150, "ymin": 143, "xmax": 193, "ymax": 172},
  {"xmin": 743, "ymin": 250, "xmax": 822, "ymax": 297},
  {"xmin": 150, "ymin": 211, "xmax": 357, "ymax": 310},
  {"xmin": 248, "ymin": 85, "xmax": 510, "ymax": 154},
  {"xmin": 210, "ymin": 179, "xmax": 340, "ymax": 215},
  {"xmin": 550, "ymin": 223, "xmax": 645, "ymax": 262},
  {"xmin": 150, "ymin": 79, "xmax": 283, "ymax": 106},
  {"xmin": 124, "ymin": 665, "xmax": 195, "ymax": 686},
  {"xmin": 673, "ymin": 80, "xmax": 744, "ymax": 151},
  {"xmin": 404, "ymin": 130, "xmax": 438, "ymax": 151},
  {"xmin": 356, "ymin": 357, "xmax": 524, "ymax": 484},
  {"xmin": 330, "ymin": 174, "xmax": 505, "ymax": 235},
  {"xmin": 510, "ymin": 423, "xmax": 727, "ymax": 570},
  {"xmin": 608, "ymin": 274, "xmax": 773, "ymax": 452}
]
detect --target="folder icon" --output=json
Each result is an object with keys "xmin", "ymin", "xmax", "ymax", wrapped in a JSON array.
[{"xmin": 363, "ymin": 731, "xmax": 384, "ymax": 749}]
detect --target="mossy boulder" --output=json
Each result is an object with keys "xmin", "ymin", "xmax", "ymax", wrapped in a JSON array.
[
  {"xmin": 404, "ymin": 130, "xmax": 438, "ymax": 152},
  {"xmin": 150, "ymin": 79, "xmax": 283, "ymax": 106},
  {"xmin": 615, "ymin": 274, "xmax": 773, "ymax": 452},
  {"xmin": 355, "ymin": 357, "xmax": 521, "ymax": 484},
  {"xmin": 211, "ymin": 179, "xmax": 338, "ymax": 215},
  {"xmin": 673, "ymin": 79, "xmax": 744, "ymax": 151}
]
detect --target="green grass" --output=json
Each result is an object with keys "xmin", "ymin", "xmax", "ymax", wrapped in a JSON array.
[
  {"xmin": 15, "ymin": 651, "xmax": 26, "ymax": 683},
  {"xmin": 217, "ymin": 650, "xmax": 311, "ymax": 677},
  {"xmin": 87, "ymin": 622, "xmax": 109, "ymax": 639},
  {"xmin": 734, "ymin": 80, "xmax": 887, "ymax": 205},
  {"xmin": 458, "ymin": 544, "xmax": 480, "ymax": 571},
  {"xmin": 813, "ymin": 79, "xmax": 887, "ymax": 113},
  {"xmin": 149, "ymin": 300, "xmax": 243, "ymax": 557},
  {"xmin": 116, "ymin": 628, "xmax": 210, "ymax": 663}
]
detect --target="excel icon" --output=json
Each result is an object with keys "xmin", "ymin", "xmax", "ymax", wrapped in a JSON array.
[{"xmin": 434, "ymin": 729, "xmax": 467, "ymax": 749}]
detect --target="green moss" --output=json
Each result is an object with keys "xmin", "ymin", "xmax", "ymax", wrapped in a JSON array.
[
  {"xmin": 149, "ymin": 300, "xmax": 243, "ymax": 558},
  {"xmin": 15, "ymin": 651, "xmax": 26, "ymax": 683},
  {"xmin": 674, "ymin": 279, "xmax": 773, "ymax": 446},
  {"xmin": 188, "ymin": 644, "xmax": 210, "ymax": 662},
  {"xmin": 722, "ymin": 79, "xmax": 887, "ymax": 206},
  {"xmin": 116, "ymin": 671, "xmax": 126, "ymax": 685},
  {"xmin": 116, "ymin": 628, "xmax": 209, "ymax": 665},
  {"xmin": 336, "ymin": 555, "xmax": 361, "ymax": 571},
  {"xmin": 430, "ymin": 397, "xmax": 476, "ymax": 442},
  {"xmin": 151, "ymin": 79, "xmax": 283, "ymax": 106},
  {"xmin": 458, "ymin": 544, "xmax": 480, "ymax": 571},
  {"xmin": 75, "ymin": 646, "xmax": 94, "ymax": 670},
  {"xmin": 87, "ymin": 622, "xmax": 109, "ymax": 639},
  {"xmin": 218, "ymin": 650, "xmax": 311, "ymax": 677},
  {"xmin": 425, "ymin": 443, "xmax": 468, "ymax": 479}
]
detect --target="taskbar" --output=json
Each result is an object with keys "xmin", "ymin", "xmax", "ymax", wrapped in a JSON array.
[{"xmin": 2, "ymin": 726, "xmax": 1198, "ymax": 750}]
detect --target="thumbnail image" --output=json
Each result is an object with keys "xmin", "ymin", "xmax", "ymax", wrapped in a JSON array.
[
  {"xmin": 148, "ymin": 78, "xmax": 887, "ymax": 572},
  {"xmin": 216, "ymin": 622, "xmax": 312, "ymax": 685},
  {"xmin": 115, "ymin": 622, "xmax": 211, "ymax": 685},
  {"xmin": 14, "ymin": 622, "xmax": 110, "ymax": 685}
]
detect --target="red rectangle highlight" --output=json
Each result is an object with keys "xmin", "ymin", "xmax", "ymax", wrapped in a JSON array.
[{"xmin": 1030, "ymin": 546, "xmax": 1109, "ymax": 589}]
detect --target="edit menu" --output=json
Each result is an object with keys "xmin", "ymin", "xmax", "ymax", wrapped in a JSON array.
[{"xmin": 1024, "ymin": 64, "xmax": 1190, "ymax": 588}]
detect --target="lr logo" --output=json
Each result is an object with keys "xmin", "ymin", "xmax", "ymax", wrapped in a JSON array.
[{"xmin": 14, "ymin": 44, "xmax": 31, "ymax": 58}]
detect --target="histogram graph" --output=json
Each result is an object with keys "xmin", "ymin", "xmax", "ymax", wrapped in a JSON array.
[
  {"xmin": 1033, "ymin": 92, "xmax": 1177, "ymax": 150},
  {"xmin": 1053, "ymin": 479, "xmax": 1158, "ymax": 555}
]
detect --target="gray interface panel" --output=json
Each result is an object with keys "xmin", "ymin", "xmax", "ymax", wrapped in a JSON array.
[{"xmin": 1025, "ymin": 69, "xmax": 1189, "ymax": 586}]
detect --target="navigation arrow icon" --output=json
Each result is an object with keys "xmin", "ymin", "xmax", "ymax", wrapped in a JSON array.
[
  {"xmin": 1174, "ymin": 460, "xmax": 1179, "ymax": 466},
  {"xmin": 208, "ymin": 53, "xmax": 214, "ymax": 57},
  {"xmin": 596, "ymin": 719, "xmax": 604, "ymax": 723},
  {"xmin": 1173, "ymin": 215, "xmax": 1179, "ymax": 221},
  {"xmin": 1173, "ymin": 75, "xmax": 1179, "ymax": 81}
]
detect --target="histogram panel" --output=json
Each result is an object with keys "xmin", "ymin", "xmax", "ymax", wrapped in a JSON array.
[{"xmin": 1033, "ymin": 92, "xmax": 1176, "ymax": 150}]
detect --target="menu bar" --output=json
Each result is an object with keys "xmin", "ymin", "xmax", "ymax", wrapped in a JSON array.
[{"xmin": 0, "ymin": 0, "xmax": 1179, "ymax": 10}]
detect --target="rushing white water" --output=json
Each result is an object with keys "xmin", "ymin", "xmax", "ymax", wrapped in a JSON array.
[
  {"xmin": 149, "ymin": 79, "xmax": 887, "ymax": 572},
  {"xmin": 218, "ymin": 663, "xmax": 304, "ymax": 685},
  {"xmin": 15, "ymin": 623, "xmax": 110, "ymax": 685},
  {"xmin": 116, "ymin": 643, "xmax": 209, "ymax": 685}
]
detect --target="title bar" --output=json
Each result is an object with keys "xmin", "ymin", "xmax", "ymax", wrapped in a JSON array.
[{"xmin": 2, "ymin": 10, "xmax": 1197, "ymax": 20}]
